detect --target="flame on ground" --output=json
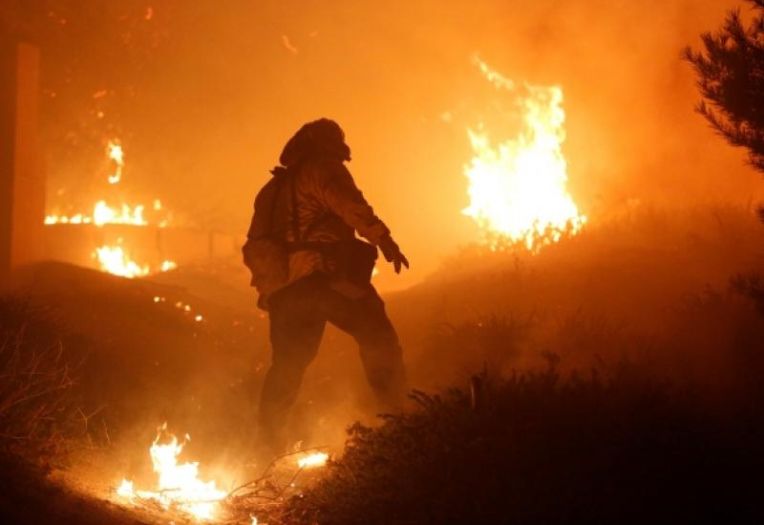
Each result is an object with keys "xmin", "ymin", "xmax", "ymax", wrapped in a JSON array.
[
  {"xmin": 463, "ymin": 58, "xmax": 586, "ymax": 251},
  {"xmin": 93, "ymin": 242, "xmax": 177, "ymax": 279},
  {"xmin": 117, "ymin": 425, "xmax": 330, "ymax": 521},
  {"xmin": 94, "ymin": 245, "xmax": 150, "ymax": 279},
  {"xmin": 117, "ymin": 424, "xmax": 226, "ymax": 521}
]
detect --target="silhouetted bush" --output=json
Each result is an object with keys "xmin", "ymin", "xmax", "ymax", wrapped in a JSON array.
[
  {"xmin": 417, "ymin": 315, "xmax": 534, "ymax": 385},
  {"xmin": 281, "ymin": 365, "xmax": 763, "ymax": 524},
  {"xmin": 281, "ymin": 255, "xmax": 764, "ymax": 523},
  {"xmin": 731, "ymin": 273, "xmax": 764, "ymax": 316}
]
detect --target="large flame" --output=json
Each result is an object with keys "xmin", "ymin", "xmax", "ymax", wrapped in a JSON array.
[{"xmin": 463, "ymin": 59, "xmax": 586, "ymax": 251}]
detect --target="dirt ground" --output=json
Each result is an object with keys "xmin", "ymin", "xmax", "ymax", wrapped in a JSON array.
[{"xmin": 0, "ymin": 453, "xmax": 154, "ymax": 525}]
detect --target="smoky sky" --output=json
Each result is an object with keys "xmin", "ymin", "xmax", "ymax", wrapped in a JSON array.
[{"xmin": 20, "ymin": 0, "xmax": 763, "ymax": 289}]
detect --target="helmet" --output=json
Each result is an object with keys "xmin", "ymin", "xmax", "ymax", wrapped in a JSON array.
[{"xmin": 278, "ymin": 118, "xmax": 351, "ymax": 167}]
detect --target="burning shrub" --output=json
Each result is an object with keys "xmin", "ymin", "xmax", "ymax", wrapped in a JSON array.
[{"xmin": 282, "ymin": 365, "xmax": 763, "ymax": 524}]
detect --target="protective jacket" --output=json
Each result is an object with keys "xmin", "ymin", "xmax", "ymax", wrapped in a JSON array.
[{"xmin": 244, "ymin": 157, "xmax": 390, "ymax": 305}]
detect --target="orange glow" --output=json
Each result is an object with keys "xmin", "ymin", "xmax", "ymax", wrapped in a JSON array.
[{"xmin": 464, "ymin": 59, "xmax": 586, "ymax": 251}]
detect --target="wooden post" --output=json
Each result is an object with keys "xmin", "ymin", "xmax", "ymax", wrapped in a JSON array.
[{"xmin": 0, "ymin": 40, "xmax": 43, "ymax": 289}]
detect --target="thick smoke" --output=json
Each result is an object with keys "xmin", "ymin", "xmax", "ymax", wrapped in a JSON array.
[{"xmin": 15, "ymin": 0, "xmax": 763, "ymax": 288}]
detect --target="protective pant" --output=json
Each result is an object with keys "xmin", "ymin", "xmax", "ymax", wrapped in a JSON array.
[{"xmin": 257, "ymin": 273, "xmax": 406, "ymax": 452}]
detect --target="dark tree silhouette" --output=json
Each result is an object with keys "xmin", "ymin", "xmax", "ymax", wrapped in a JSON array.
[{"xmin": 685, "ymin": 1, "xmax": 764, "ymax": 221}]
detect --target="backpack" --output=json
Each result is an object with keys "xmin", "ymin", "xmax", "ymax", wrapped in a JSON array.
[
  {"xmin": 243, "ymin": 165, "xmax": 379, "ymax": 306},
  {"xmin": 242, "ymin": 174, "xmax": 290, "ymax": 306}
]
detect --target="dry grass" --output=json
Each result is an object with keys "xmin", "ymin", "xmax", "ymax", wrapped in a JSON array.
[
  {"xmin": 0, "ymin": 299, "xmax": 82, "ymax": 458},
  {"xmin": 0, "ymin": 337, "xmax": 75, "ymax": 444}
]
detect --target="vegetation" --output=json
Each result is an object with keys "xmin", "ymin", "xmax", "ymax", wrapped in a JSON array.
[
  {"xmin": 0, "ymin": 299, "xmax": 81, "ymax": 457},
  {"xmin": 280, "ymin": 364, "xmax": 762, "ymax": 524},
  {"xmin": 685, "ymin": 0, "xmax": 764, "ymax": 171},
  {"xmin": 280, "ymin": 294, "xmax": 764, "ymax": 524},
  {"xmin": 276, "ymin": 265, "xmax": 764, "ymax": 524},
  {"xmin": 685, "ymin": 0, "xmax": 764, "ymax": 221}
]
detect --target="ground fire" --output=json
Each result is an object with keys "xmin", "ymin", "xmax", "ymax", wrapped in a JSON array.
[
  {"xmin": 115, "ymin": 424, "xmax": 330, "ymax": 522},
  {"xmin": 116, "ymin": 424, "xmax": 227, "ymax": 520}
]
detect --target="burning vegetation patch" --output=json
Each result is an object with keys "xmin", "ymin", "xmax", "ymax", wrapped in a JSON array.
[
  {"xmin": 115, "ymin": 423, "xmax": 227, "ymax": 520},
  {"xmin": 114, "ymin": 422, "xmax": 332, "ymax": 523},
  {"xmin": 463, "ymin": 59, "xmax": 586, "ymax": 252}
]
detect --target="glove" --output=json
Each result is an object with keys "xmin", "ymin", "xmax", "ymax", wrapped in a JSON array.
[{"xmin": 379, "ymin": 234, "xmax": 409, "ymax": 274}]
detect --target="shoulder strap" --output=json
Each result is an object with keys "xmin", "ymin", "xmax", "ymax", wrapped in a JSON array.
[
  {"xmin": 263, "ymin": 177, "xmax": 285, "ymax": 238},
  {"xmin": 289, "ymin": 169, "xmax": 301, "ymax": 242}
]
